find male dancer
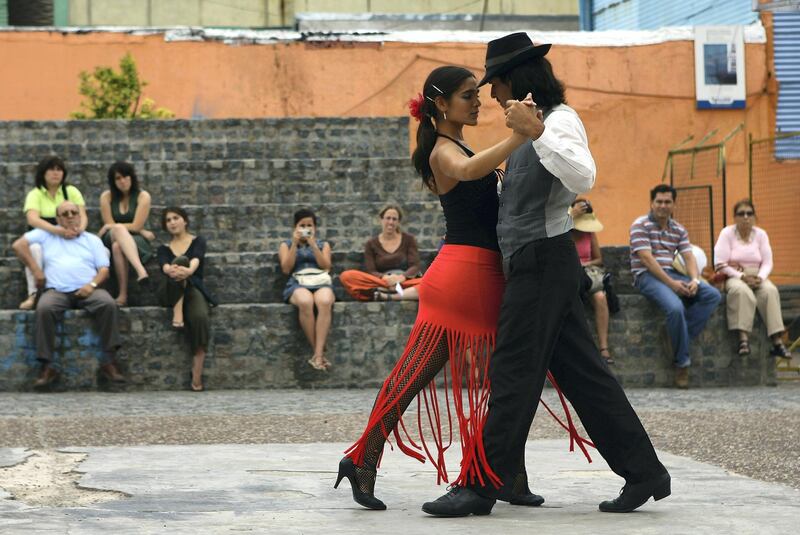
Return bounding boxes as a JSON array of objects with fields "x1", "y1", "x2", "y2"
[{"x1": 422, "y1": 32, "x2": 671, "y2": 516}]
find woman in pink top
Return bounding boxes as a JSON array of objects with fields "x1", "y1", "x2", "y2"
[
  {"x1": 570, "y1": 199, "x2": 613, "y2": 364},
  {"x1": 713, "y1": 199, "x2": 790, "y2": 358}
]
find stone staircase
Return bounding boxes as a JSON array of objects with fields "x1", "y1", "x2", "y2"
[{"x1": 0, "y1": 118, "x2": 780, "y2": 391}]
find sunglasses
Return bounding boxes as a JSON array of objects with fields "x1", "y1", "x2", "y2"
[
  {"x1": 58, "y1": 210, "x2": 79, "y2": 217},
  {"x1": 735, "y1": 210, "x2": 754, "y2": 217}
]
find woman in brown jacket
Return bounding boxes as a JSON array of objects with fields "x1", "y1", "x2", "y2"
[{"x1": 340, "y1": 204, "x2": 422, "y2": 301}]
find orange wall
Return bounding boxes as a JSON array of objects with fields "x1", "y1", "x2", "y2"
[{"x1": 0, "y1": 31, "x2": 776, "y2": 248}]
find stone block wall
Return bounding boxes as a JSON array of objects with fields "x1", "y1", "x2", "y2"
[
  {"x1": 0, "y1": 295, "x2": 775, "y2": 392},
  {"x1": 0, "y1": 117, "x2": 790, "y2": 392}
]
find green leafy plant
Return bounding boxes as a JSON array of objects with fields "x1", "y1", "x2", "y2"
[{"x1": 71, "y1": 53, "x2": 174, "y2": 119}]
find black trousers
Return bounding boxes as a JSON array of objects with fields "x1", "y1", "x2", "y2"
[{"x1": 472, "y1": 234, "x2": 665, "y2": 500}]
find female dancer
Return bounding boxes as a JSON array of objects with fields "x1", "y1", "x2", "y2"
[{"x1": 336, "y1": 66, "x2": 537, "y2": 510}]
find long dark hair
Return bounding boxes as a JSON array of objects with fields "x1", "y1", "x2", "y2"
[
  {"x1": 34, "y1": 156, "x2": 69, "y2": 197},
  {"x1": 107, "y1": 161, "x2": 140, "y2": 202},
  {"x1": 411, "y1": 66, "x2": 475, "y2": 192},
  {"x1": 501, "y1": 56, "x2": 566, "y2": 109}
]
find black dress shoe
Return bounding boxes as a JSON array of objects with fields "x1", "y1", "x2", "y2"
[
  {"x1": 599, "y1": 472, "x2": 671, "y2": 513},
  {"x1": 422, "y1": 486, "x2": 495, "y2": 517},
  {"x1": 508, "y1": 490, "x2": 545, "y2": 507}
]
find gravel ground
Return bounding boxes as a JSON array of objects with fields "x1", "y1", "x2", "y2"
[{"x1": 1, "y1": 385, "x2": 799, "y2": 489}]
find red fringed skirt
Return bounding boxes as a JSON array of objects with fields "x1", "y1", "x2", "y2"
[{"x1": 345, "y1": 244, "x2": 505, "y2": 487}]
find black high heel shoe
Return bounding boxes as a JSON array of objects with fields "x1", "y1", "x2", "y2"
[{"x1": 334, "y1": 457, "x2": 387, "y2": 510}]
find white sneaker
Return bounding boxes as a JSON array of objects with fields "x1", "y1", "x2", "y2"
[{"x1": 19, "y1": 294, "x2": 36, "y2": 310}]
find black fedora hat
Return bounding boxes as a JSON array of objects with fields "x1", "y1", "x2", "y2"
[{"x1": 478, "y1": 32, "x2": 551, "y2": 87}]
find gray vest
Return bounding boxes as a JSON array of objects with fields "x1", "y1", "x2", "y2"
[{"x1": 497, "y1": 104, "x2": 578, "y2": 260}]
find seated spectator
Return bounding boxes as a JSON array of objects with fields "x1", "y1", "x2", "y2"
[
  {"x1": 279, "y1": 208, "x2": 335, "y2": 371},
  {"x1": 156, "y1": 207, "x2": 217, "y2": 392},
  {"x1": 714, "y1": 199, "x2": 791, "y2": 358},
  {"x1": 19, "y1": 156, "x2": 88, "y2": 310},
  {"x1": 98, "y1": 161, "x2": 155, "y2": 306},
  {"x1": 340, "y1": 204, "x2": 423, "y2": 301},
  {"x1": 630, "y1": 184, "x2": 721, "y2": 389},
  {"x1": 569, "y1": 199, "x2": 613, "y2": 364},
  {"x1": 12, "y1": 201, "x2": 125, "y2": 389}
]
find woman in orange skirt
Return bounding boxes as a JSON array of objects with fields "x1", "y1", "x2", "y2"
[
  {"x1": 340, "y1": 204, "x2": 424, "y2": 301},
  {"x1": 335, "y1": 66, "x2": 546, "y2": 510}
]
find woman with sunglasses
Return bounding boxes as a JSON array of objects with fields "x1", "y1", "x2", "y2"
[{"x1": 714, "y1": 199, "x2": 791, "y2": 358}]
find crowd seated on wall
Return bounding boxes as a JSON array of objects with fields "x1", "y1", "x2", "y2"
[{"x1": 9, "y1": 156, "x2": 793, "y2": 392}]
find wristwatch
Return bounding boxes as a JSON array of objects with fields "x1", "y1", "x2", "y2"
[
  {"x1": 692, "y1": 278, "x2": 701, "y2": 285},
  {"x1": 89, "y1": 281, "x2": 98, "y2": 288}
]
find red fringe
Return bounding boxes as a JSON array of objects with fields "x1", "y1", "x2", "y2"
[{"x1": 343, "y1": 320, "x2": 594, "y2": 491}]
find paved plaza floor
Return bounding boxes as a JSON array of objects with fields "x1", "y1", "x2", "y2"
[{"x1": 1, "y1": 385, "x2": 799, "y2": 534}]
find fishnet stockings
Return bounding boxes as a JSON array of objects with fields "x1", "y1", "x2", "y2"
[
  {"x1": 354, "y1": 327, "x2": 450, "y2": 492},
  {"x1": 512, "y1": 454, "x2": 530, "y2": 496}
]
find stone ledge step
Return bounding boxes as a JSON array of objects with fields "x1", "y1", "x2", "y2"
[
  {"x1": 0, "y1": 296, "x2": 776, "y2": 392},
  {"x1": 0, "y1": 246, "x2": 650, "y2": 310},
  {"x1": 0, "y1": 201, "x2": 446, "y2": 256},
  {"x1": 0, "y1": 117, "x2": 407, "y2": 139},
  {"x1": 0, "y1": 157, "x2": 426, "y2": 208},
  {"x1": 0, "y1": 117, "x2": 409, "y2": 162},
  {"x1": 0, "y1": 249, "x2": 441, "y2": 309}
]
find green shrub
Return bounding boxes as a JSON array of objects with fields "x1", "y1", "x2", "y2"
[{"x1": 71, "y1": 53, "x2": 174, "y2": 119}]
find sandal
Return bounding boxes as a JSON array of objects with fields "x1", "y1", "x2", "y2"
[
  {"x1": 770, "y1": 342, "x2": 792, "y2": 359},
  {"x1": 171, "y1": 321, "x2": 185, "y2": 330},
  {"x1": 308, "y1": 358, "x2": 326, "y2": 371},
  {"x1": 373, "y1": 289, "x2": 393, "y2": 301},
  {"x1": 599, "y1": 347, "x2": 614, "y2": 365},
  {"x1": 738, "y1": 339, "x2": 751, "y2": 356},
  {"x1": 320, "y1": 356, "x2": 332, "y2": 369}
]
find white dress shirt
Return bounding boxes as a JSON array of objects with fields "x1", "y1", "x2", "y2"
[{"x1": 531, "y1": 104, "x2": 596, "y2": 194}]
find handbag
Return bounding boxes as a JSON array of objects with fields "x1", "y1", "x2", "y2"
[{"x1": 293, "y1": 267, "x2": 332, "y2": 288}]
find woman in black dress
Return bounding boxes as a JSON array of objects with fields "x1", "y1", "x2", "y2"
[{"x1": 157, "y1": 207, "x2": 218, "y2": 391}]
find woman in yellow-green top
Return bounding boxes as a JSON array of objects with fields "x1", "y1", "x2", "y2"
[{"x1": 19, "y1": 156, "x2": 88, "y2": 310}]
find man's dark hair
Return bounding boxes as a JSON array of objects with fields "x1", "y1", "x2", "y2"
[
  {"x1": 161, "y1": 206, "x2": 189, "y2": 231},
  {"x1": 501, "y1": 56, "x2": 566, "y2": 108},
  {"x1": 34, "y1": 156, "x2": 69, "y2": 190},
  {"x1": 293, "y1": 208, "x2": 317, "y2": 227},
  {"x1": 650, "y1": 184, "x2": 677, "y2": 201}
]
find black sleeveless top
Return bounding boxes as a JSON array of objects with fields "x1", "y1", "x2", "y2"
[{"x1": 436, "y1": 134, "x2": 500, "y2": 252}]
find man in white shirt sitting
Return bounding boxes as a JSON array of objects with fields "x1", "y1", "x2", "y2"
[{"x1": 12, "y1": 201, "x2": 126, "y2": 389}]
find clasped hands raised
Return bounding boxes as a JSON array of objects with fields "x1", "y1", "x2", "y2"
[
  {"x1": 165, "y1": 264, "x2": 192, "y2": 282},
  {"x1": 504, "y1": 93, "x2": 545, "y2": 140}
]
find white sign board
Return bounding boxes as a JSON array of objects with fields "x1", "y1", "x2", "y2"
[{"x1": 694, "y1": 26, "x2": 746, "y2": 109}]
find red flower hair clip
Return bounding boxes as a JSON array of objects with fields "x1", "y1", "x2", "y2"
[{"x1": 408, "y1": 93, "x2": 425, "y2": 122}]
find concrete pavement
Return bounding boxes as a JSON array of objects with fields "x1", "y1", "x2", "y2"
[{"x1": 1, "y1": 441, "x2": 797, "y2": 534}]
